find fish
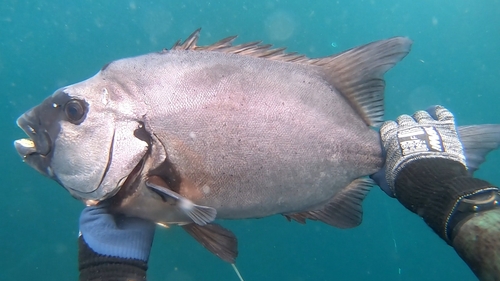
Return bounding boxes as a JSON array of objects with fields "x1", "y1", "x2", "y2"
[{"x1": 13, "y1": 29, "x2": 500, "y2": 263}]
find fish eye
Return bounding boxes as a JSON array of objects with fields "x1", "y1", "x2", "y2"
[{"x1": 64, "y1": 99, "x2": 87, "y2": 124}]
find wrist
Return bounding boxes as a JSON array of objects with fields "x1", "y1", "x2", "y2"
[
  {"x1": 78, "y1": 236, "x2": 148, "y2": 281},
  {"x1": 449, "y1": 190, "x2": 500, "y2": 241},
  {"x1": 393, "y1": 158, "x2": 494, "y2": 243}
]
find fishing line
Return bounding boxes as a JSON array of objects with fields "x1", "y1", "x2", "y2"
[
  {"x1": 383, "y1": 196, "x2": 402, "y2": 279},
  {"x1": 231, "y1": 263, "x2": 245, "y2": 281}
]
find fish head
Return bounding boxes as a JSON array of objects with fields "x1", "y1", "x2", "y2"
[{"x1": 14, "y1": 74, "x2": 149, "y2": 203}]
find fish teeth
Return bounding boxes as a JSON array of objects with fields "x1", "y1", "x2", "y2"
[{"x1": 14, "y1": 138, "x2": 37, "y2": 157}]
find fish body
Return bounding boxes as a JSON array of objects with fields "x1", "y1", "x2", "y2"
[
  {"x1": 112, "y1": 49, "x2": 382, "y2": 219},
  {"x1": 15, "y1": 30, "x2": 413, "y2": 262}
]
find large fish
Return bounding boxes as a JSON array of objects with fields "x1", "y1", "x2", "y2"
[{"x1": 13, "y1": 30, "x2": 500, "y2": 263}]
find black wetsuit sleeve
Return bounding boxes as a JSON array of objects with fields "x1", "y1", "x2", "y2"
[
  {"x1": 78, "y1": 236, "x2": 148, "y2": 281},
  {"x1": 393, "y1": 158, "x2": 494, "y2": 242}
]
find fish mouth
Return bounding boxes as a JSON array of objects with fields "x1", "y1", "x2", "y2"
[{"x1": 14, "y1": 113, "x2": 52, "y2": 159}]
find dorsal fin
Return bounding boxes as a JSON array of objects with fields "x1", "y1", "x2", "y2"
[
  {"x1": 315, "y1": 38, "x2": 412, "y2": 127},
  {"x1": 171, "y1": 28, "x2": 202, "y2": 50},
  {"x1": 167, "y1": 29, "x2": 412, "y2": 126},
  {"x1": 166, "y1": 28, "x2": 311, "y2": 63}
]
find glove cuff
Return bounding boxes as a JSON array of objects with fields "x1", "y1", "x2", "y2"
[
  {"x1": 394, "y1": 158, "x2": 493, "y2": 243},
  {"x1": 78, "y1": 236, "x2": 148, "y2": 281},
  {"x1": 388, "y1": 153, "x2": 465, "y2": 193}
]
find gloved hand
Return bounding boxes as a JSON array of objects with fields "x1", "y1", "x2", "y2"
[
  {"x1": 380, "y1": 105, "x2": 466, "y2": 195},
  {"x1": 377, "y1": 105, "x2": 500, "y2": 280},
  {"x1": 78, "y1": 204, "x2": 155, "y2": 281},
  {"x1": 378, "y1": 105, "x2": 496, "y2": 244},
  {"x1": 79, "y1": 204, "x2": 155, "y2": 261}
]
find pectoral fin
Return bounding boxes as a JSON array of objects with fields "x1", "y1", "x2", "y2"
[
  {"x1": 146, "y1": 181, "x2": 217, "y2": 225},
  {"x1": 182, "y1": 223, "x2": 238, "y2": 263},
  {"x1": 284, "y1": 178, "x2": 374, "y2": 228}
]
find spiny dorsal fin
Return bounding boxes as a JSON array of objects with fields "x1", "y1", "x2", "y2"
[
  {"x1": 167, "y1": 28, "x2": 311, "y2": 63},
  {"x1": 203, "y1": 35, "x2": 239, "y2": 51},
  {"x1": 170, "y1": 28, "x2": 238, "y2": 51},
  {"x1": 172, "y1": 28, "x2": 202, "y2": 50}
]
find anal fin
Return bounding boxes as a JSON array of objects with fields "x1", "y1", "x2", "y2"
[
  {"x1": 146, "y1": 180, "x2": 217, "y2": 226},
  {"x1": 182, "y1": 223, "x2": 238, "y2": 263},
  {"x1": 284, "y1": 178, "x2": 374, "y2": 228}
]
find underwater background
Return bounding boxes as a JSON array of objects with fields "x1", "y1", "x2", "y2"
[{"x1": 1, "y1": 0, "x2": 500, "y2": 280}]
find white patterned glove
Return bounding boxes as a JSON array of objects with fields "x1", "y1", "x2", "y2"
[{"x1": 381, "y1": 105, "x2": 466, "y2": 196}]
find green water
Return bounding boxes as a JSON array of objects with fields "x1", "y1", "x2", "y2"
[{"x1": 1, "y1": 1, "x2": 499, "y2": 280}]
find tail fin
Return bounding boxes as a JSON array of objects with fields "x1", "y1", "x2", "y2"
[{"x1": 458, "y1": 125, "x2": 500, "y2": 174}]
